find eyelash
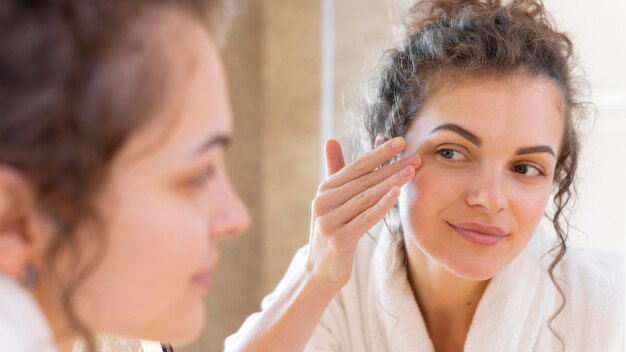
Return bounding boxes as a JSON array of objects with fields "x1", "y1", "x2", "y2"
[{"x1": 436, "y1": 148, "x2": 545, "y2": 178}]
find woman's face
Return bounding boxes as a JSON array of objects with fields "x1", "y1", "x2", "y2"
[
  {"x1": 399, "y1": 74, "x2": 563, "y2": 281},
  {"x1": 66, "y1": 14, "x2": 250, "y2": 342}
]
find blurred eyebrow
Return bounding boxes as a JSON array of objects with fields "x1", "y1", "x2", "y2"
[
  {"x1": 190, "y1": 134, "x2": 231, "y2": 156},
  {"x1": 430, "y1": 123, "x2": 482, "y2": 147},
  {"x1": 515, "y1": 145, "x2": 556, "y2": 157}
]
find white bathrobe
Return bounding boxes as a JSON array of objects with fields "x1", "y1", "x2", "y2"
[
  {"x1": 0, "y1": 274, "x2": 56, "y2": 352},
  {"x1": 226, "y1": 225, "x2": 624, "y2": 351}
]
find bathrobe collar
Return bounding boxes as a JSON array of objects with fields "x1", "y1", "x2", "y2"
[
  {"x1": 369, "y1": 225, "x2": 557, "y2": 351},
  {"x1": 0, "y1": 273, "x2": 56, "y2": 352}
]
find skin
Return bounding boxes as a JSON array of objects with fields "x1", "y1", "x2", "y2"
[
  {"x1": 399, "y1": 74, "x2": 564, "y2": 351},
  {"x1": 0, "y1": 10, "x2": 249, "y2": 350}
]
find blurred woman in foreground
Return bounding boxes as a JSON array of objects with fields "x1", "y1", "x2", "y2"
[{"x1": 0, "y1": 1, "x2": 249, "y2": 351}]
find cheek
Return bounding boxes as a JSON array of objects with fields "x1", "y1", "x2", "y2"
[
  {"x1": 112, "y1": 194, "x2": 208, "y2": 279},
  {"x1": 400, "y1": 164, "x2": 467, "y2": 232},
  {"x1": 77, "y1": 187, "x2": 211, "y2": 334},
  {"x1": 509, "y1": 185, "x2": 552, "y2": 235}
]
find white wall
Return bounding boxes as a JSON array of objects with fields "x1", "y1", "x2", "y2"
[{"x1": 543, "y1": 0, "x2": 626, "y2": 249}]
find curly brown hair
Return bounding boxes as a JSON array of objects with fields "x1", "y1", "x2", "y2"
[
  {"x1": 364, "y1": 0, "x2": 586, "y2": 347},
  {"x1": 0, "y1": 0, "x2": 220, "y2": 350}
]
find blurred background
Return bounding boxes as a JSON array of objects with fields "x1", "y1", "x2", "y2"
[{"x1": 121, "y1": 0, "x2": 624, "y2": 351}]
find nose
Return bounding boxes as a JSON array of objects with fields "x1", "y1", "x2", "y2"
[
  {"x1": 465, "y1": 170, "x2": 508, "y2": 214},
  {"x1": 212, "y1": 176, "x2": 251, "y2": 240}
]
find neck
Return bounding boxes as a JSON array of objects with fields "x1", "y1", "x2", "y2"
[
  {"x1": 31, "y1": 280, "x2": 79, "y2": 352},
  {"x1": 404, "y1": 241, "x2": 489, "y2": 351}
]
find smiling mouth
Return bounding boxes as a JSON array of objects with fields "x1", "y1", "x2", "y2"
[{"x1": 447, "y1": 221, "x2": 509, "y2": 246}]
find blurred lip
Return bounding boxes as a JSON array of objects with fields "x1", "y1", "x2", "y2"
[
  {"x1": 192, "y1": 256, "x2": 219, "y2": 289},
  {"x1": 448, "y1": 221, "x2": 509, "y2": 246},
  {"x1": 191, "y1": 268, "x2": 215, "y2": 289}
]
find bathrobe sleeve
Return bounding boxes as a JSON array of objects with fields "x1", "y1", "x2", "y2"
[{"x1": 224, "y1": 246, "x2": 347, "y2": 352}]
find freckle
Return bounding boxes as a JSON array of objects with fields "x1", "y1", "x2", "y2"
[{"x1": 466, "y1": 302, "x2": 472, "y2": 307}]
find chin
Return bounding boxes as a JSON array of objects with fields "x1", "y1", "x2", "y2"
[
  {"x1": 444, "y1": 255, "x2": 501, "y2": 281},
  {"x1": 155, "y1": 300, "x2": 207, "y2": 345}
]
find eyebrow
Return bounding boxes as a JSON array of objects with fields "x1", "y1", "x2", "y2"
[
  {"x1": 515, "y1": 145, "x2": 556, "y2": 157},
  {"x1": 430, "y1": 123, "x2": 482, "y2": 147},
  {"x1": 190, "y1": 134, "x2": 231, "y2": 157},
  {"x1": 430, "y1": 123, "x2": 556, "y2": 157}
]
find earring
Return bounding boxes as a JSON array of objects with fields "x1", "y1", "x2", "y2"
[{"x1": 24, "y1": 265, "x2": 38, "y2": 288}]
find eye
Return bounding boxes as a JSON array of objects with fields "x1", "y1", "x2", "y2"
[
  {"x1": 513, "y1": 163, "x2": 543, "y2": 178},
  {"x1": 436, "y1": 148, "x2": 467, "y2": 161},
  {"x1": 189, "y1": 165, "x2": 216, "y2": 188}
]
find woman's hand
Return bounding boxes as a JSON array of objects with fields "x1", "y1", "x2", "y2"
[
  {"x1": 225, "y1": 138, "x2": 420, "y2": 352},
  {"x1": 305, "y1": 137, "x2": 421, "y2": 290}
]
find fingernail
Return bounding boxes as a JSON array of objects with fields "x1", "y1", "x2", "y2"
[
  {"x1": 390, "y1": 137, "x2": 405, "y2": 150},
  {"x1": 387, "y1": 186, "x2": 400, "y2": 199},
  {"x1": 398, "y1": 165, "x2": 413, "y2": 178},
  {"x1": 407, "y1": 154, "x2": 421, "y2": 166}
]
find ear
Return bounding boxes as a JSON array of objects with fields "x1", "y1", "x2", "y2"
[
  {"x1": 374, "y1": 133, "x2": 386, "y2": 148},
  {"x1": 0, "y1": 166, "x2": 36, "y2": 281}
]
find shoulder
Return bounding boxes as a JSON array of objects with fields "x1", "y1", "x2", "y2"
[
  {"x1": 560, "y1": 247, "x2": 624, "y2": 295},
  {"x1": 558, "y1": 247, "x2": 624, "y2": 326},
  {"x1": 0, "y1": 275, "x2": 56, "y2": 352},
  {"x1": 553, "y1": 247, "x2": 624, "y2": 347}
]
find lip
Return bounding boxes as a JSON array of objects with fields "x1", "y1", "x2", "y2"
[
  {"x1": 191, "y1": 255, "x2": 219, "y2": 290},
  {"x1": 448, "y1": 221, "x2": 509, "y2": 246},
  {"x1": 191, "y1": 268, "x2": 215, "y2": 289}
]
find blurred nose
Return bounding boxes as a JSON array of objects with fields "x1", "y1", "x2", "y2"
[
  {"x1": 465, "y1": 169, "x2": 508, "y2": 214},
  {"x1": 212, "y1": 176, "x2": 251, "y2": 240}
]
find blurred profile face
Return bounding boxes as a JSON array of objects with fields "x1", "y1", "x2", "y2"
[
  {"x1": 66, "y1": 11, "x2": 250, "y2": 342},
  {"x1": 399, "y1": 74, "x2": 563, "y2": 281}
]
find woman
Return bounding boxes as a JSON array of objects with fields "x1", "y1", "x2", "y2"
[
  {"x1": 0, "y1": 0, "x2": 249, "y2": 351},
  {"x1": 226, "y1": 0, "x2": 624, "y2": 351}
]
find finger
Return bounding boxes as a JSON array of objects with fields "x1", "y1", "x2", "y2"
[
  {"x1": 342, "y1": 186, "x2": 401, "y2": 243},
  {"x1": 323, "y1": 137, "x2": 406, "y2": 190},
  {"x1": 324, "y1": 164, "x2": 415, "y2": 227},
  {"x1": 325, "y1": 139, "x2": 345, "y2": 177},
  {"x1": 320, "y1": 153, "x2": 420, "y2": 211}
]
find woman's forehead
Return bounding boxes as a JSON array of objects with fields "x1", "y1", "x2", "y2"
[
  {"x1": 430, "y1": 73, "x2": 564, "y2": 107},
  {"x1": 407, "y1": 75, "x2": 565, "y2": 148},
  {"x1": 111, "y1": 14, "x2": 231, "y2": 167}
]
